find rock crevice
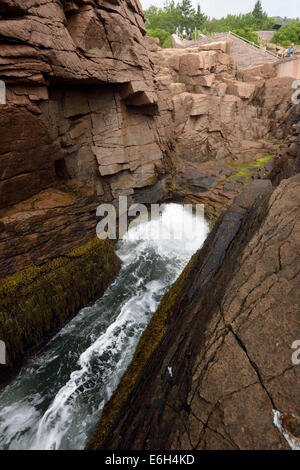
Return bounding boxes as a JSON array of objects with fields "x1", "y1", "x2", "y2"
[{"x1": 88, "y1": 173, "x2": 300, "y2": 450}]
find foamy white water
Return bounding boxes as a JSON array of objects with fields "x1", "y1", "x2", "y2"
[{"x1": 0, "y1": 204, "x2": 209, "y2": 450}]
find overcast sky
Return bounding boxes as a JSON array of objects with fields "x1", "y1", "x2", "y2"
[{"x1": 140, "y1": 0, "x2": 300, "y2": 19}]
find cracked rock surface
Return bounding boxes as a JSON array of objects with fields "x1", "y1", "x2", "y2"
[
  {"x1": 0, "y1": 0, "x2": 172, "y2": 276},
  {"x1": 95, "y1": 174, "x2": 300, "y2": 450},
  {"x1": 0, "y1": 1, "x2": 295, "y2": 276}
]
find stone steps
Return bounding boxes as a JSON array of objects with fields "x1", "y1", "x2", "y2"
[{"x1": 179, "y1": 33, "x2": 279, "y2": 70}]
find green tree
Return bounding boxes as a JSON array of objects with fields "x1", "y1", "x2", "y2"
[
  {"x1": 146, "y1": 28, "x2": 170, "y2": 46},
  {"x1": 144, "y1": 0, "x2": 280, "y2": 43},
  {"x1": 179, "y1": 0, "x2": 194, "y2": 22},
  {"x1": 233, "y1": 28, "x2": 260, "y2": 45},
  {"x1": 252, "y1": 1, "x2": 263, "y2": 21},
  {"x1": 251, "y1": 1, "x2": 272, "y2": 29},
  {"x1": 271, "y1": 20, "x2": 300, "y2": 46},
  {"x1": 193, "y1": 3, "x2": 207, "y2": 28},
  {"x1": 145, "y1": 1, "x2": 182, "y2": 32},
  {"x1": 162, "y1": 35, "x2": 172, "y2": 47}
]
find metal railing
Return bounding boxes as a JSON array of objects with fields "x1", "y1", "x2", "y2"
[
  {"x1": 174, "y1": 31, "x2": 282, "y2": 59},
  {"x1": 227, "y1": 31, "x2": 281, "y2": 59}
]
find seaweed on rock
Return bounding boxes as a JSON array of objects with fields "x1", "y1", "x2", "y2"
[{"x1": 0, "y1": 238, "x2": 120, "y2": 375}]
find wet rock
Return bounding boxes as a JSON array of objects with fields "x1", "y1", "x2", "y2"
[
  {"x1": 0, "y1": 2, "x2": 299, "y2": 401},
  {"x1": 88, "y1": 173, "x2": 300, "y2": 450}
]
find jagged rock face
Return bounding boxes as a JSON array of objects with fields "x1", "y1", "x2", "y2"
[
  {"x1": 147, "y1": 39, "x2": 294, "y2": 218},
  {"x1": 92, "y1": 174, "x2": 300, "y2": 450},
  {"x1": 0, "y1": 2, "x2": 299, "y2": 445},
  {"x1": 0, "y1": 0, "x2": 171, "y2": 206},
  {"x1": 0, "y1": 2, "x2": 295, "y2": 277},
  {"x1": 0, "y1": 0, "x2": 149, "y2": 83},
  {"x1": 150, "y1": 40, "x2": 292, "y2": 164},
  {"x1": 270, "y1": 105, "x2": 300, "y2": 185},
  {"x1": 0, "y1": 0, "x2": 173, "y2": 276}
]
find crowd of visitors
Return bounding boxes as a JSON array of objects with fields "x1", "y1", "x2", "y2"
[{"x1": 176, "y1": 27, "x2": 193, "y2": 41}]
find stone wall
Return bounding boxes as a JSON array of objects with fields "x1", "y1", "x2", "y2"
[
  {"x1": 172, "y1": 33, "x2": 279, "y2": 69},
  {"x1": 276, "y1": 58, "x2": 300, "y2": 79},
  {"x1": 255, "y1": 30, "x2": 276, "y2": 43}
]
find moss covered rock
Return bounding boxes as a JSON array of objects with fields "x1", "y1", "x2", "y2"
[{"x1": 0, "y1": 237, "x2": 120, "y2": 378}]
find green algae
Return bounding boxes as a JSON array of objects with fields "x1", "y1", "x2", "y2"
[
  {"x1": 0, "y1": 238, "x2": 120, "y2": 369},
  {"x1": 255, "y1": 155, "x2": 276, "y2": 165},
  {"x1": 268, "y1": 140, "x2": 280, "y2": 147},
  {"x1": 227, "y1": 155, "x2": 276, "y2": 185}
]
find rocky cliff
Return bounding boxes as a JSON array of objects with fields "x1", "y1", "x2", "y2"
[
  {"x1": 0, "y1": 3, "x2": 295, "y2": 276},
  {"x1": 0, "y1": 0, "x2": 172, "y2": 376},
  {"x1": 146, "y1": 38, "x2": 294, "y2": 218},
  {"x1": 0, "y1": 0, "x2": 174, "y2": 277},
  {"x1": 0, "y1": 0, "x2": 173, "y2": 374},
  {"x1": 88, "y1": 152, "x2": 300, "y2": 450}
]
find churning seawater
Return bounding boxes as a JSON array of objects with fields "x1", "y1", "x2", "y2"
[{"x1": 0, "y1": 204, "x2": 209, "y2": 450}]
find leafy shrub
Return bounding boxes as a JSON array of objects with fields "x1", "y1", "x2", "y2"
[
  {"x1": 146, "y1": 28, "x2": 170, "y2": 47},
  {"x1": 162, "y1": 35, "x2": 172, "y2": 48},
  {"x1": 272, "y1": 21, "x2": 300, "y2": 46},
  {"x1": 233, "y1": 28, "x2": 260, "y2": 46}
]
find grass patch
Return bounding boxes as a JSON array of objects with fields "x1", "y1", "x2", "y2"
[
  {"x1": 227, "y1": 155, "x2": 275, "y2": 184},
  {"x1": 255, "y1": 155, "x2": 276, "y2": 165},
  {"x1": 268, "y1": 140, "x2": 280, "y2": 147}
]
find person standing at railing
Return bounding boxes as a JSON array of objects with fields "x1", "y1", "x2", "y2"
[{"x1": 286, "y1": 43, "x2": 295, "y2": 58}]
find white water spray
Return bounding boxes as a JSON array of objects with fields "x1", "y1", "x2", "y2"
[{"x1": 0, "y1": 204, "x2": 209, "y2": 450}]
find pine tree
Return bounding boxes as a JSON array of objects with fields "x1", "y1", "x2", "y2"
[
  {"x1": 252, "y1": 1, "x2": 264, "y2": 21},
  {"x1": 194, "y1": 3, "x2": 207, "y2": 27},
  {"x1": 179, "y1": 0, "x2": 194, "y2": 22}
]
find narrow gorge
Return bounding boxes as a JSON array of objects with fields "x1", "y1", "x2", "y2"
[{"x1": 0, "y1": 0, "x2": 299, "y2": 451}]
